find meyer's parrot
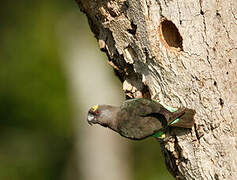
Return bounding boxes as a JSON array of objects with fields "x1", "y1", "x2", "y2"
[{"x1": 87, "y1": 98, "x2": 195, "y2": 140}]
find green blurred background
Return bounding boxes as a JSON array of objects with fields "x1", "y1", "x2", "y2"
[{"x1": 0, "y1": 0, "x2": 173, "y2": 179}]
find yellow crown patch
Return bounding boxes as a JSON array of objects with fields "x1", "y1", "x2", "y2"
[{"x1": 92, "y1": 105, "x2": 98, "y2": 112}]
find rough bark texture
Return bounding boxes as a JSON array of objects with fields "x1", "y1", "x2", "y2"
[{"x1": 75, "y1": 0, "x2": 237, "y2": 179}]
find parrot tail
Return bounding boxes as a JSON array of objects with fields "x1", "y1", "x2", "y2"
[{"x1": 169, "y1": 108, "x2": 196, "y2": 128}]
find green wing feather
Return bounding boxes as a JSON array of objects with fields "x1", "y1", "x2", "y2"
[{"x1": 152, "y1": 103, "x2": 179, "y2": 138}]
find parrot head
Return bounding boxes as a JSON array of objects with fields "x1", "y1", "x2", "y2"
[
  {"x1": 87, "y1": 105, "x2": 101, "y2": 125},
  {"x1": 87, "y1": 104, "x2": 119, "y2": 130}
]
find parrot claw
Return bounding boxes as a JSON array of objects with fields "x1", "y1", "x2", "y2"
[{"x1": 154, "y1": 131, "x2": 173, "y2": 143}]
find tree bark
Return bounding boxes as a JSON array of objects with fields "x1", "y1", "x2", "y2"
[{"x1": 75, "y1": 0, "x2": 237, "y2": 179}]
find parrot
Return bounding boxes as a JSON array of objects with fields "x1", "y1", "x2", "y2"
[{"x1": 87, "y1": 98, "x2": 195, "y2": 140}]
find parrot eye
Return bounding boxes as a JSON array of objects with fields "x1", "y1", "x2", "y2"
[{"x1": 95, "y1": 110, "x2": 100, "y2": 115}]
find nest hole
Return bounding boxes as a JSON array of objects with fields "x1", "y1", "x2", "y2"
[{"x1": 160, "y1": 19, "x2": 183, "y2": 50}]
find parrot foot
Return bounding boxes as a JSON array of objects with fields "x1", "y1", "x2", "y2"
[{"x1": 154, "y1": 131, "x2": 173, "y2": 143}]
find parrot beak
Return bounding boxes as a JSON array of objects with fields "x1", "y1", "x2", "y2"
[{"x1": 87, "y1": 112, "x2": 96, "y2": 125}]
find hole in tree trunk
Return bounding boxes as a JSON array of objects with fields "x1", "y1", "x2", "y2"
[{"x1": 159, "y1": 19, "x2": 183, "y2": 51}]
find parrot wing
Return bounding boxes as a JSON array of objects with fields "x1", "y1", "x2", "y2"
[
  {"x1": 117, "y1": 98, "x2": 194, "y2": 140},
  {"x1": 117, "y1": 110, "x2": 165, "y2": 140},
  {"x1": 120, "y1": 98, "x2": 163, "y2": 116}
]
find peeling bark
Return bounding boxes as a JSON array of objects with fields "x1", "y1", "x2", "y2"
[{"x1": 75, "y1": 0, "x2": 237, "y2": 179}]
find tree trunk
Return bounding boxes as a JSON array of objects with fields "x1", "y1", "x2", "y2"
[{"x1": 75, "y1": 0, "x2": 237, "y2": 179}]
